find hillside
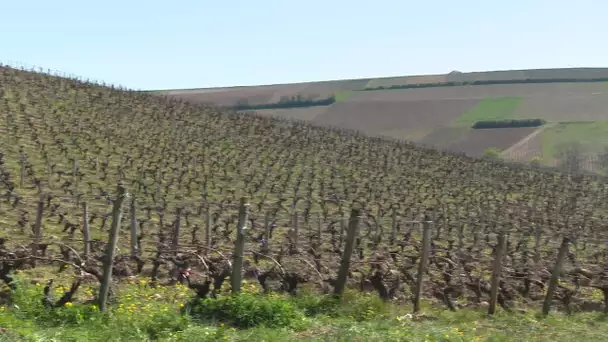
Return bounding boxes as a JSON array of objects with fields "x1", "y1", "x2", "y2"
[
  {"x1": 155, "y1": 67, "x2": 608, "y2": 172},
  {"x1": 3, "y1": 65, "x2": 608, "y2": 339}
]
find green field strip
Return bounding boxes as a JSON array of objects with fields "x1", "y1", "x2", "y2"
[
  {"x1": 454, "y1": 97, "x2": 523, "y2": 126},
  {"x1": 541, "y1": 121, "x2": 608, "y2": 158},
  {"x1": 418, "y1": 126, "x2": 471, "y2": 148},
  {"x1": 334, "y1": 90, "x2": 355, "y2": 102}
]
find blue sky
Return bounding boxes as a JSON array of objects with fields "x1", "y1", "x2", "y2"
[{"x1": 1, "y1": 0, "x2": 606, "y2": 90}]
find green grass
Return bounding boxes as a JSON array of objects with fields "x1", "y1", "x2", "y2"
[
  {"x1": 541, "y1": 121, "x2": 608, "y2": 158},
  {"x1": 454, "y1": 97, "x2": 523, "y2": 126},
  {"x1": 419, "y1": 126, "x2": 471, "y2": 148},
  {"x1": 334, "y1": 91, "x2": 355, "y2": 102},
  {"x1": 2, "y1": 273, "x2": 608, "y2": 341}
]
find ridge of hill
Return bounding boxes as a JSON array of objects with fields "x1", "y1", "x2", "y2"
[
  {"x1": 153, "y1": 67, "x2": 608, "y2": 172},
  {"x1": 150, "y1": 67, "x2": 608, "y2": 93}
]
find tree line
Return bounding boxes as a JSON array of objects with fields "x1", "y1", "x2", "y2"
[
  {"x1": 472, "y1": 119, "x2": 546, "y2": 129},
  {"x1": 231, "y1": 94, "x2": 336, "y2": 110}
]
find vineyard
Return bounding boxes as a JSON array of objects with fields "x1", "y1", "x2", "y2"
[{"x1": 2, "y1": 63, "x2": 608, "y2": 329}]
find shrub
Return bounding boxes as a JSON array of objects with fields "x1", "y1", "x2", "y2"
[
  {"x1": 292, "y1": 291, "x2": 392, "y2": 321},
  {"x1": 186, "y1": 293, "x2": 304, "y2": 329},
  {"x1": 336, "y1": 292, "x2": 392, "y2": 321},
  {"x1": 291, "y1": 293, "x2": 340, "y2": 317},
  {"x1": 483, "y1": 148, "x2": 502, "y2": 159}
]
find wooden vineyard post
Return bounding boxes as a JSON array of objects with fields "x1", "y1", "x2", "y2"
[
  {"x1": 130, "y1": 198, "x2": 138, "y2": 257},
  {"x1": 264, "y1": 212, "x2": 270, "y2": 242},
  {"x1": 72, "y1": 158, "x2": 79, "y2": 208},
  {"x1": 339, "y1": 213, "x2": 345, "y2": 248},
  {"x1": 334, "y1": 207, "x2": 360, "y2": 296},
  {"x1": 205, "y1": 205, "x2": 211, "y2": 254},
  {"x1": 172, "y1": 207, "x2": 182, "y2": 256},
  {"x1": 99, "y1": 184, "x2": 126, "y2": 312},
  {"x1": 31, "y1": 194, "x2": 44, "y2": 266},
  {"x1": 317, "y1": 212, "x2": 322, "y2": 243},
  {"x1": 413, "y1": 215, "x2": 432, "y2": 313},
  {"x1": 82, "y1": 201, "x2": 91, "y2": 258},
  {"x1": 488, "y1": 233, "x2": 506, "y2": 314},
  {"x1": 231, "y1": 197, "x2": 249, "y2": 294},
  {"x1": 72, "y1": 158, "x2": 78, "y2": 180},
  {"x1": 533, "y1": 228, "x2": 541, "y2": 265},
  {"x1": 542, "y1": 237, "x2": 570, "y2": 315},
  {"x1": 19, "y1": 148, "x2": 25, "y2": 189},
  {"x1": 293, "y1": 212, "x2": 299, "y2": 249},
  {"x1": 391, "y1": 205, "x2": 397, "y2": 244}
]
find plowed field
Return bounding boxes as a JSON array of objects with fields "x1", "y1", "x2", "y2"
[
  {"x1": 312, "y1": 99, "x2": 479, "y2": 133},
  {"x1": 155, "y1": 68, "x2": 608, "y2": 164}
]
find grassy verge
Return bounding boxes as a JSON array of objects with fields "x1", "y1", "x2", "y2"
[
  {"x1": 541, "y1": 121, "x2": 608, "y2": 158},
  {"x1": 454, "y1": 97, "x2": 522, "y2": 126},
  {"x1": 1, "y1": 274, "x2": 608, "y2": 341}
]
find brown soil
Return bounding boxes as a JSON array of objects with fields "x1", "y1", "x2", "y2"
[
  {"x1": 252, "y1": 107, "x2": 330, "y2": 121},
  {"x1": 312, "y1": 99, "x2": 480, "y2": 133},
  {"x1": 365, "y1": 74, "x2": 448, "y2": 88},
  {"x1": 514, "y1": 93, "x2": 608, "y2": 121},
  {"x1": 167, "y1": 88, "x2": 276, "y2": 106},
  {"x1": 502, "y1": 128, "x2": 546, "y2": 162},
  {"x1": 157, "y1": 69, "x2": 608, "y2": 159},
  {"x1": 445, "y1": 127, "x2": 537, "y2": 157},
  {"x1": 446, "y1": 68, "x2": 608, "y2": 83},
  {"x1": 348, "y1": 83, "x2": 606, "y2": 102}
]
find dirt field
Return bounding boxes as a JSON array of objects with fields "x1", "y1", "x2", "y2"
[
  {"x1": 514, "y1": 93, "x2": 608, "y2": 121},
  {"x1": 164, "y1": 79, "x2": 370, "y2": 106},
  {"x1": 446, "y1": 68, "x2": 608, "y2": 83},
  {"x1": 346, "y1": 82, "x2": 606, "y2": 102},
  {"x1": 155, "y1": 68, "x2": 608, "y2": 164},
  {"x1": 251, "y1": 107, "x2": 330, "y2": 121},
  {"x1": 502, "y1": 132, "x2": 543, "y2": 162},
  {"x1": 364, "y1": 74, "x2": 447, "y2": 88},
  {"x1": 312, "y1": 99, "x2": 479, "y2": 133},
  {"x1": 299, "y1": 78, "x2": 370, "y2": 95},
  {"x1": 445, "y1": 127, "x2": 537, "y2": 157},
  {"x1": 167, "y1": 87, "x2": 277, "y2": 106}
]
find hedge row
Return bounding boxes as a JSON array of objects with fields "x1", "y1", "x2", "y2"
[
  {"x1": 472, "y1": 119, "x2": 546, "y2": 129},
  {"x1": 362, "y1": 77, "x2": 608, "y2": 91},
  {"x1": 231, "y1": 94, "x2": 336, "y2": 110}
]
